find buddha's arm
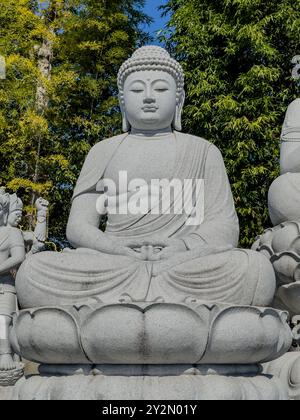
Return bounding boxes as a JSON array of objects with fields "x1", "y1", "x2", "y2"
[
  {"x1": 280, "y1": 141, "x2": 300, "y2": 174},
  {"x1": 67, "y1": 192, "x2": 136, "y2": 256},
  {"x1": 182, "y1": 144, "x2": 239, "y2": 251},
  {"x1": 67, "y1": 192, "x2": 111, "y2": 251}
]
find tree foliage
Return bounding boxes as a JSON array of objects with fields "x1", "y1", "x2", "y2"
[
  {"x1": 163, "y1": 0, "x2": 300, "y2": 246},
  {"x1": 0, "y1": 0, "x2": 150, "y2": 244}
]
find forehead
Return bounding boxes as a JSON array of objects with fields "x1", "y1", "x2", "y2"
[{"x1": 124, "y1": 70, "x2": 176, "y2": 86}]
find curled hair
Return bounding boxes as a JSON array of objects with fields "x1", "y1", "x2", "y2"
[{"x1": 118, "y1": 46, "x2": 185, "y2": 105}]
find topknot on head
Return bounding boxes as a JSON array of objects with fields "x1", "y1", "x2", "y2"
[{"x1": 131, "y1": 46, "x2": 171, "y2": 60}]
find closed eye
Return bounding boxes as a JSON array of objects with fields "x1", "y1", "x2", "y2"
[{"x1": 155, "y1": 88, "x2": 169, "y2": 92}]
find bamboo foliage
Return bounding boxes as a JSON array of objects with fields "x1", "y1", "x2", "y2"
[
  {"x1": 0, "y1": 0, "x2": 150, "y2": 244},
  {"x1": 163, "y1": 0, "x2": 300, "y2": 246}
]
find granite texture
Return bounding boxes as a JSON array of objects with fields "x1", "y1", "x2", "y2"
[
  {"x1": 10, "y1": 302, "x2": 292, "y2": 365},
  {"x1": 0, "y1": 370, "x2": 289, "y2": 401},
  {"x1": 2, "y1": 46, "x2": 295, "y2": 400}
]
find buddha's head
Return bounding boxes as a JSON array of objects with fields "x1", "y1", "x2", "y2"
[
  {"x1": 8, "y1": 193, "x2": 23, "y2": 227},
  {"x1": 0, "y1": 188, "x2": 10, "y2": 227},
  {"x1": 118, "y1": 46, "x2": 185, "y2": 133}
]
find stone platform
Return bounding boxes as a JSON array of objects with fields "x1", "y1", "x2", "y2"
[
  {"x1": 0, "y1": 301, "x2": 294, "y2": 400},
  {"x1": 10, "y1": 302, "x2": 292, "y2": 365},
  {"x1": 0, "y1": 364, "x2": 289, "y2": 400}
]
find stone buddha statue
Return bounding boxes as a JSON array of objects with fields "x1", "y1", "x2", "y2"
[
  {"x1": 16, "y1": 46, "x2": 276, "y2": 309},
  {"x1": 2, "y1": 46, "x2": 296, "y2": 401}
]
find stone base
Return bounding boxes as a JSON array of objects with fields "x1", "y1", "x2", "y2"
[
  {"x1": 0, "y1": 365, "x2": 288, "y2": 400},
  {"x1": 10, "y1": 302, "x2": 292, "y2": 365},
  {"x1": 263, "y1": 352, "x2": 300, "y2": 400}
]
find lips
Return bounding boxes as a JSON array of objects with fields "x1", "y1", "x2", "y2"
[{"x1": 142, "y1": 106, "x2": 159, "y2": 112}]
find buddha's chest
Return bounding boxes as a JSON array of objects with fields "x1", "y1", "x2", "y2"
[{"x1": 103, "y1": 136, "x2": 177, "y2": 191}]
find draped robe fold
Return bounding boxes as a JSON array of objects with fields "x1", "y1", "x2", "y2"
[{"x1": 16, "y1": 132, "x2": 275, "y2": 308}]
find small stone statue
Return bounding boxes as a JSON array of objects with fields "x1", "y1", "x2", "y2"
[
  {"x1": 249, "y1": 60, "x2": 300, "y2": 398},
  {"x1": 21, "y1": 198, "x2": 49, "y2": 255},
  {"x1": 0, "y1": 191, "x2": 48, "y2": 385},
  {"x1": 254, "y1": 93, "x2": 300, "y2": 314},
  {"x1": 7, "y1": 195, "x2": 49, "y2": 255},
  {"x1": 0, "y1": 190, "x2": 25, "y2": 375}
]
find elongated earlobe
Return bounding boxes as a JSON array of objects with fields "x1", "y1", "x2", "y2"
[
  {"x1": 122, "y1": 113, "x2": 131, "y2": 133},
  {"x1": 119, "y1": 97, "x2": 131, "y2": 133},
  {"x1": 173, "y1": 91, "x2": 185, "y2": 132}
]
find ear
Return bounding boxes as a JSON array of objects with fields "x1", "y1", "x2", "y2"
[
  {"x1": 173, "y1": 90, "x2": 185, "y2": 132},
  {"x1": 119, "y1": 95, "x2": 131, "y2": 133}
]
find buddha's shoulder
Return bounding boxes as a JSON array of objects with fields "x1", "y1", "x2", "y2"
[
  {"x1": 82, "y1": 134, "x2": 126, "y2": 165},
  {"x1": 88, "y1": 133, "x2": 126, "y2": 154},
  {"x1": 178, "y1": 132, "x2": 215, "y2": 148},
  {"x1": 87, "y1": 132, "x2": 220, "y2": 156},
  {"x1": 179, "y1": 132, "x2": 224, "y2": 159}
]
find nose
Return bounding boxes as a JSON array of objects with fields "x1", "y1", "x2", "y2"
[{"x1": 144, "y1": 85, "x2": 155, "y2": 104}]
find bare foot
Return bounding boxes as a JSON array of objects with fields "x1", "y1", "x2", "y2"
[{"x1": 0, "y1": 354, "x2": 16, "y2": 371}]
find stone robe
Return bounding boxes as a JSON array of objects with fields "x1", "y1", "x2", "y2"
[{"x1": 16, "y1": 132, "x2": 275, "y2": 308}]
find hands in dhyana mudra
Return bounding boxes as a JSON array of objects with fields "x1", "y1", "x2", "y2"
[{"x1": 115, "y1": 237, "x2": 187, "y2": 261}]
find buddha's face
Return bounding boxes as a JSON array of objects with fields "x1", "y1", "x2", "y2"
[
  {"x1": 8, "y1": 210, "x2": 22, "y2": 227},
  {"x1": 123, "y1": 71, "x2": 178, "y2": 131}
]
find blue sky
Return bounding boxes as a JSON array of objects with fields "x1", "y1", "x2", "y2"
[
  {"x1": 39, "y1": 1, "x2": 169, "y2": 45},
  {"x1": 142, "y1": 0, "x2": 169, "y2": 44}
]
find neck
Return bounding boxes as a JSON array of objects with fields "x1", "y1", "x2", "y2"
[{"x1": 130, "y1": 126, "x2": 173, "y2": 138}]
